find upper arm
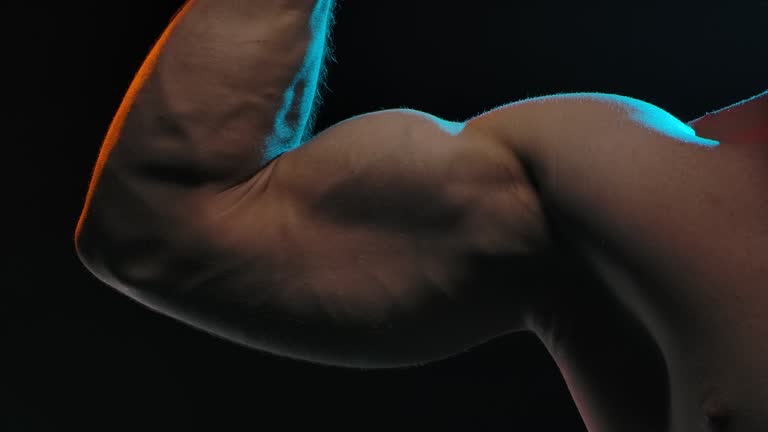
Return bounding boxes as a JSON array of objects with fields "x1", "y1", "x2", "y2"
[{"x1": 79, "y1": 109, "x2": 553, "y2": 368}]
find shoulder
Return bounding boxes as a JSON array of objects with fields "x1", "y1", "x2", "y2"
[
  {"x1": 464, "y1": 93, "x2": 722, "y2": 198},
  {"x1": 466, "y1": 92, "x2": 718, "y2": 156}
]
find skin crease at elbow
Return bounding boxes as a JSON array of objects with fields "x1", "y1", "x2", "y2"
[{"x1": 71, "y1": 2, "x2": 768, "y2": 432}]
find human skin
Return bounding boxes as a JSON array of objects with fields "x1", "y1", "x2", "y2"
[
  {"x1": 73, "y1": 1, "x2": 768, "y2": 431},
  {"x1": 469, "y1": 90, "x2": 767, "y2": 432}
]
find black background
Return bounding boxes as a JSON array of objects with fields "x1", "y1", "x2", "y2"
[{"x1": 6, "y1": 1, "x2": 767, "y2": 431}]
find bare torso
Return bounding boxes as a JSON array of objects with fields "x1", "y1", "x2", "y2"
[
  {"x1": 494, "y1": 93, "x2": 768, "y2": 431},
  {"x1": 78, "y1": 92, "x2": 766, "y2": 432},
  {"x1": 72, "y1": 2, "x2": 766, "y2": 430}
]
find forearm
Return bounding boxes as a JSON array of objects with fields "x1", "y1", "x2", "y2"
[
  {"x1": 97, "y1": 0, "x2": 335, "y2": 188},
  {"x1": 75, "y1": 0, "x2": 335, "y2": 271}
]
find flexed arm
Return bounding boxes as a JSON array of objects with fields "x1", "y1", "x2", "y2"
[{"x1": 74, "y1": 1, "x2": 554, "y2": 369}]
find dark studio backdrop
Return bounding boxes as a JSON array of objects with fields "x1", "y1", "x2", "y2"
[{"x1": 6, "y1": 1, "x2": 767, "y2": 431}]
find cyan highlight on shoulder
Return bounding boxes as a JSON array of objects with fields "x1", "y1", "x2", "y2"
[{"x1": 526, "y1": 92, "x2": 721, "y2": 148}]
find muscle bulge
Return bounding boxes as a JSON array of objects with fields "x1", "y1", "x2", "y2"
[
  {"x1": 75, "y1": 0, "x2": 552, "y2": 368},
  {"x1": 80, "y1": 108, "x2": 552, "y2": 368},
  {"x1": 154, "y1": 109, "x2": 553, "y2": 367}
]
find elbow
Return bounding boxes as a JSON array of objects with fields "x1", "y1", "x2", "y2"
[
  {"x1": 74, "y1": 221, "x2": 109, "y2": 283},
  {"x1": 73, "y1": 219, "x2": 172, "y2": 299},
  {"x1": 74, "y1": 229, "x2": 132, "y2": 295}
]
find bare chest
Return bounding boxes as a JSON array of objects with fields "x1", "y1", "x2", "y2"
[
  {"x1": 536, "y1": 139, "x2": 768, "y2": 431},
  {"x1": 566, "y1": 238, "x2": 768, "y2": 432}
]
